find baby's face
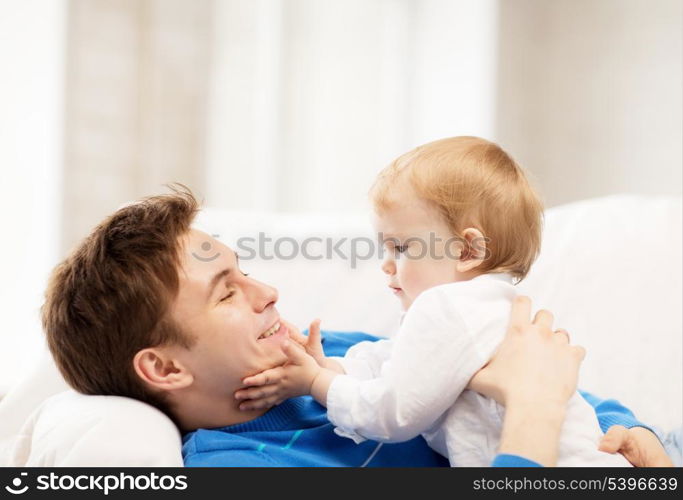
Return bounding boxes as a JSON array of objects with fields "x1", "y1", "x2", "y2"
[{"x1": 374, "y1": 193, "x2": 469, "y2": 310}]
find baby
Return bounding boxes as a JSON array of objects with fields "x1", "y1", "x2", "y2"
[{"x1": 238, "y1": 136, "x2": 631, "y2": 467}]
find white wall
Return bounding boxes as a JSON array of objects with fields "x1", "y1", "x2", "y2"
[
  {"x1": 204, "y1": 0, "x2": 499, "y2": 213},
  {"x1": 0, "y1": 0, "x2": 65, "y2": 394},
  {"x1": 60, "y1": 0, "x2": 211, "y2": 252},
  {"x1": 496, "y1": 0, "x2": 682, "y2": 207}
]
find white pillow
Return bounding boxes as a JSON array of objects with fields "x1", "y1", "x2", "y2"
[
  {"x1": 519, "y1": 194, "x2": 682, "y2": 430},
  {"x1": 0, "y1": 349, "x2": 69, "y2": 443},
  {"x1": 5, "y1": 391, "x2": 182, "y2": 467}
]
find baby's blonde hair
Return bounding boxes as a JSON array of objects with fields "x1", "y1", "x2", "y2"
[{"x1": 370, "y1": 136, "x2": 543, "y2": 281}]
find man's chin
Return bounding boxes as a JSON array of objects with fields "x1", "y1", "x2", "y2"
[
  {"x1": 258, "y1": 350, "x2": 289, "y2": 372},
  {"x1": 251, "y1": 328, "x2": 291, "y2": 372}
]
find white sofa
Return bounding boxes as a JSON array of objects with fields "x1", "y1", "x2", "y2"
[{"x1": 0, "y1": 194, "x2": 680, "y2": 466}]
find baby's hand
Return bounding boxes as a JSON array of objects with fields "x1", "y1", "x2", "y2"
[
  {"x1": 283, "y1": 318, "x2": 326, "y2": 365},
  {"x1": 234, "y1": 340, "x2": 322, "y2": 411},
  {"x1": 283, "y1": 318, "x2": 344, "y2": 373},
  {"x1": 599, "y1": 425, "x2": 673, "y2": 467}
]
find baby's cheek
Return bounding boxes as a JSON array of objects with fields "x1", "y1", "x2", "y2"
[
  {"x1": 419, "y1": 259, "x2": 451, "y2": 287},
  {"x1": 400, "y1": 260, "x2": 434, "y2": 297}
]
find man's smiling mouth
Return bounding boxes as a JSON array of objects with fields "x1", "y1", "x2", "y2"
[{"x1": 258, "y1": 322, "x2": 282, "y2": 340}]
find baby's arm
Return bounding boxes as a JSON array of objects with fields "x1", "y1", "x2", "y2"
[
  {"x1": 329, "y1": 337, "x2": 394, "y2": 381},
  {"x1": 287, "y1": 318, "x2": 394, "y2": 380},
  {"x1": 283, "y1": 319, "x2": 393, "y2": 378},
  {"x1": 326, "y1": 286, "x2": 493, "y2": 443}
]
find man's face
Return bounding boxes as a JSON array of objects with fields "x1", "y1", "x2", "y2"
[{"x1": 170, "y1": 229, "x2": 288, "y2": 397}]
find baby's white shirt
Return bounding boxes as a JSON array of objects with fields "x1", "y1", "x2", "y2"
[{"x1": 327, "y1": 274, "x2": 631, "y2": 467}]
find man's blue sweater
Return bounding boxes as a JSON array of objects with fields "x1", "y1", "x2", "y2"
[{"x1": 182, "y1": 331, "x2": 649, "y2": 467}]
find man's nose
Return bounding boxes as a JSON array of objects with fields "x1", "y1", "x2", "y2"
[{"x1": 245, "y1": 277, "x2": 279, "y2": 312}]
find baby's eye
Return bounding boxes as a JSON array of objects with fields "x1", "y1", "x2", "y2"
[
  {"x1": 219, "y1": 290, "x2": 235, "y2": 302},
  {"x1": 395, "y1": 245, "x2": 408, "y2": 254}
]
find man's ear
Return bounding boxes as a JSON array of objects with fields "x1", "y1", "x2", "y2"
[
  {"x1": 455, "y1": 227, "x2": 487, "y2": 273},
  {"x1": 133, "y1": 347, "x2": 194, "y2": 392}
]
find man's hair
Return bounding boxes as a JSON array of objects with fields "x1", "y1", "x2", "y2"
[
  {"x1": 42, "y1": 186, "x2": 199, "y2": 418},
  {"x1": 370, "y1": 136, "x2": 543, "y2": 281}
]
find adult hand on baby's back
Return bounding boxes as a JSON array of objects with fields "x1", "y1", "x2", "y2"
[
  {"x1": 468, "y1": 295, "x2": 586, "y2": 409},
  {"x1": 468, "y1": 296, "x2": 586, "y2": 466}
]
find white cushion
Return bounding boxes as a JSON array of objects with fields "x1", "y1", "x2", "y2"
[
  {"x1": 0, "y1": 349, "x2": 69, "y2": 443},
  {"x1": 518, "y1": 194, "x2": 682, "y2": 430},
  {"x1": 4, "y1": 391, "x2": 182, "y2": 467}
]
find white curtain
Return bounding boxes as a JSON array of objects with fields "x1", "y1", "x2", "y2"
[
  {"x1": 204, "y1": 0, "x2": 499, "y2": 213},
  {"x1": 0, "y1": 0, "x2": 65, "y2": 394}
]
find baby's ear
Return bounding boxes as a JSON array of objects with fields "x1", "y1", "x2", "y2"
[{"x1": 455, "y1": 227, "x2": 487, "y2": 273}]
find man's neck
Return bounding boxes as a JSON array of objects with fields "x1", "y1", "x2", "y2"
[{"x1": 172, "y1": 388, "x2": 269, "y2": 433}]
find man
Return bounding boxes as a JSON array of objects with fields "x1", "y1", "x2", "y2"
[{"x1": 42, "y1": 188, "x2": 670, "y2": 467}]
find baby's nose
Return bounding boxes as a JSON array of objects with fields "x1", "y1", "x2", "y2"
[{"x1": 381, "y1": 257, "x2": 396, "y2": 275}]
